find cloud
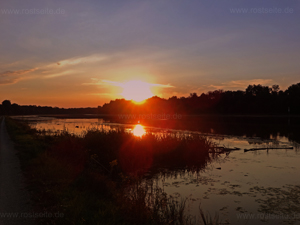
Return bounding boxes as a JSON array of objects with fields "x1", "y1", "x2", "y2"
[
  {"x1": 206, "y1": 85, "x2": 225, "y2": 90},
  {"x1": 55, "y1": 55, "x2": 107, "y2": 67},
  {"x1": 86, "y1": 93, "x2": 112, "y2": 96},
  {"x1": 0, "y1": 54, "x2": 108, "y2": 85},
  {"x1": 0, "y1": 68, "x2": 38, "y2": 85},
  {"x1": 83, "y1": 79, "x2": 173, "y2": 88},
  {"x1": 224, "y1": 79, "x2": 273, "y2": 88},
  {"x1": 206, "y1": 79, "x2": 273, "y2": 91},
  {"x1": 38, "y1": 54, "x2": 109, "y2": 79},
  {"x1": 43, "y1": 70, "x2": 74, "y2": 79}
]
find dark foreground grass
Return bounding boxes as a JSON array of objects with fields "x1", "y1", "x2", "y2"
[{"x1": 5, "y1": 117, "x2": 221, "y2": 225}]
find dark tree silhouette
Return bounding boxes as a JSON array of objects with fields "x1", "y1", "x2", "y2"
[
  {"x1": 2, "y1": 100, "x2": 11, "y2": 107},
  {"x1": 1, "y1": 100, "x2": 12, "y2": 114},
  {"x1": 1, "y1": 82, "x2": 300, "y2": 115}
]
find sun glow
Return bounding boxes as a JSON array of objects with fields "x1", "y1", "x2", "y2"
[
  {"x1": 132, "y1": 124, "x2": 146, "y2": 137},
  {"x1": 119, "y1": 80, "x2": 154, "y2": 104}
]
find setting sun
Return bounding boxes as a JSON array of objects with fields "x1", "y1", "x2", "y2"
[{"x1": 119, "y1": 80, "x2": 154, "y2": 103}]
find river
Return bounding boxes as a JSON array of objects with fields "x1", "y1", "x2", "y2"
[{"x1": 12, "y1": 115, "x2": 300, "y2": 225}]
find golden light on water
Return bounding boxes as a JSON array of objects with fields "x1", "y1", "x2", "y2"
[{"x1": 132, "y1": 124, "x2": 146, "y2": 137}]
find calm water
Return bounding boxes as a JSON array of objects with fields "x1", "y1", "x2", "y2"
[{"x1": 13, "y1": 115, "x2": 300, "y2": 225}]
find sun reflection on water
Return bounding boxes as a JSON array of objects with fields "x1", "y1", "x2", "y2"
[{"x1": 132, "y1": 124, "x2": 146, "y2": 137}]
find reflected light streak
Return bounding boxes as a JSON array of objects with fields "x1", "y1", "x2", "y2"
[{"x1": 132, "y1": 124, "x2": 146, "y2": 137}]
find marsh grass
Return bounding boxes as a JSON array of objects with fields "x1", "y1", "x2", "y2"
[
  {"x1": 117, "y1": 180, "x2": 194, "y2": 225},
  {"x1": 82, "y1": 128, "x2": 216, "y2": 177},
  {"x1": 5, "y1": 117, "x2": 221, "y2": 225},
  {"x1": 199, "y1": 206, "x2": 222, "y2": 225}
]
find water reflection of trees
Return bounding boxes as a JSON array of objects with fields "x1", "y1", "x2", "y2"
[{"x1": 112, "y1": 116, "x2": 300, "y2": 145}]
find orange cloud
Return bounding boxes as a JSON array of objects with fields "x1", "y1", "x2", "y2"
[
  {"x1": 206, "y1": 79, "x2": 273, "y2": 91},
  {"x1": 0, "y1": 68, "x2": 38, "y2": 85},
  {"x1": 223, "y1": 79, "x2": 273, "y2": 88},
  {"x1": 55, "y1": 55, "x2": 107, "y2": 67}
]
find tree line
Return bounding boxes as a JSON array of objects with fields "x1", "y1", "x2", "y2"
[
  {"x1": 0, "y1": 100, "x2": 99, "y2": 115},
  {"x1": 1, "y1": 82, "x2": 300, "y2": 115},
  {"x1": 101, "y1": 82, "x2": 300, "y2": 115}
]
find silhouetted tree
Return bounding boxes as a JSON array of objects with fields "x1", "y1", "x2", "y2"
[
  {"x1": 286, "y1": 83, "x2": 300, "y2": 113},
  {"x1": 1, "y1": 100, "x2": 12, "y2": 114},
  {"x1": 2, "y1": 100, "x2": 11, "y2": 107},
  {"x1": 1, "y1": 82, "x2": 300, "y2": 116},
  {"x1": 272, "y1": 84, "x2": 280, "y2": 94}
]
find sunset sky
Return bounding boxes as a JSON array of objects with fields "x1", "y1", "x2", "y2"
[{"x1": 1, "y1": 0, "x2": 299, "y2": 108}]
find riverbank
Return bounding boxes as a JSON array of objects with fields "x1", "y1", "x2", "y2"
[
  {"x1": 0, "y1": 117, "x2": 32, "y2": 225},
  {"x1": 5, "y1": 117, "x2": 219, "y2": 225}
]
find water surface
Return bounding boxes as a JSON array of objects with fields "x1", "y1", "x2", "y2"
[{"x1": 13, "y1": 115, "x2": 300, "y2": 224}]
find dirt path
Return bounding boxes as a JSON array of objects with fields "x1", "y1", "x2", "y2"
[{"x1": 0, "y1": 117, "x2": 33, "y2": 225}]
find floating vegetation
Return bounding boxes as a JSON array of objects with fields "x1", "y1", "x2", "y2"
[
  {"x1": 252, "y1": 185, "x2": 300, "y2": 224},
  {"x1": 200, "y1": 183, "x2": 300, "y2": 224}
]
